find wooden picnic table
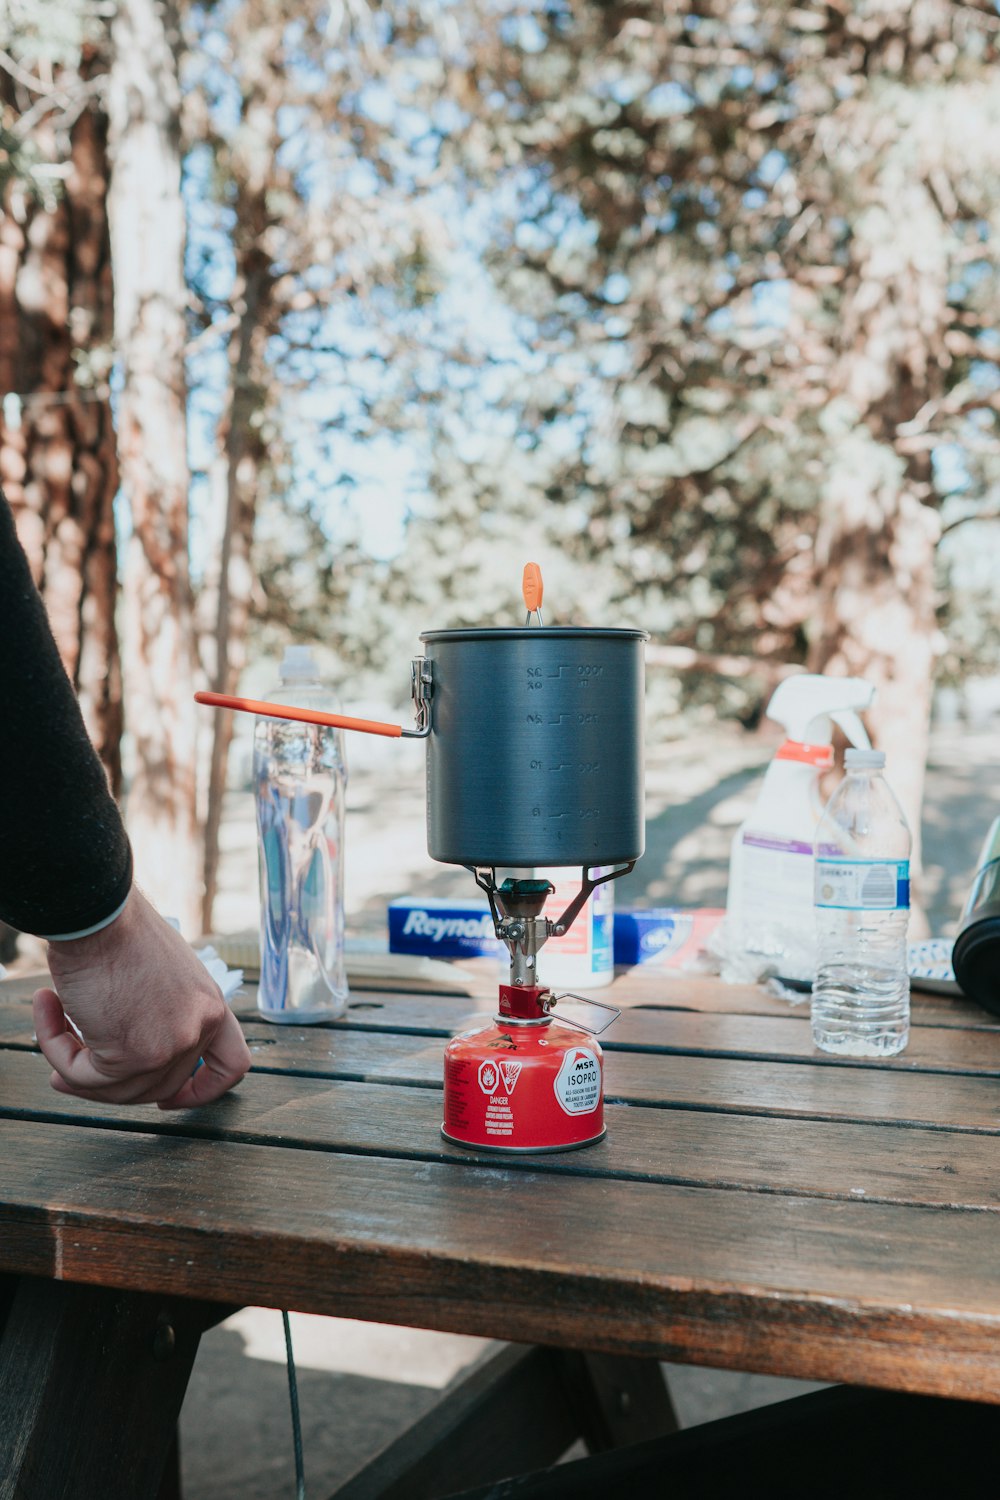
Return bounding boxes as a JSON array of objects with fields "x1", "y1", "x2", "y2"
[{"x1": 3, "y1": 960, "x2": 1000, "y2": 1497}]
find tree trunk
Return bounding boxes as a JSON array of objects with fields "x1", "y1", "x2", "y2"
[
  {"x1": 199, "y1": 243, "x2": 272, "y2": 935},
  {"x1": 806, "y1": 177, "x2": 950, "y2": 926},
  {"x1": 108, "y1": 0, "x2": 202, "y2": 935},
  {"x1": 0, "y1": 50, "x2": 123, "y2": 793},
  {"x1": 807, "y1": 469, "x2": 939, "y2": 891}
]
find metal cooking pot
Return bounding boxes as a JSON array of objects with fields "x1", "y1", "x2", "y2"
[
  {"x1": 196, "y1": 576, "x2": 647, "y2": 872},
  {"x1": 419, "y1": 626, "x2": 645, "y2": 867}
]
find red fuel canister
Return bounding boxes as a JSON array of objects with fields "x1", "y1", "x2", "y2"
[{"x1": 442, "y1": 985, "x2": 605, "y2": 1153}]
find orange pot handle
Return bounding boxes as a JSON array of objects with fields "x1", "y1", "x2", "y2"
[{"x1": 194, "y1": 690, "x2": 403, "y2": 739}]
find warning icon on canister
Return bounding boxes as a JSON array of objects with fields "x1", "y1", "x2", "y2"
[{"x1": 478, "y1": 1060, "x2": 499, "y2": 1094}]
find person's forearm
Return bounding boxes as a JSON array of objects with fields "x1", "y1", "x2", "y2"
[{"x1": 0, "y1": 489, "x2": 132, "y2": 937}]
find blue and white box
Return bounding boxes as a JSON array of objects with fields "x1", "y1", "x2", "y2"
[
  {"x1": 390, "y1": 899, "x2": 725, "y2": 969},
  {"x1": 388, "y1": 898, "x2": 506, "y2": 960},
  {"x1": 613, "y1": 908, "x2": 724, "y2": 967}
]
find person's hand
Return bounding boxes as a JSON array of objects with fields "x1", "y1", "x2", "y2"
[{"x1": 32, "y1": 886, "x2": 252, "y2": 1109}]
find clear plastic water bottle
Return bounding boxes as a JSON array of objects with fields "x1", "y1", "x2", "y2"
[
  {"x1": 254, "y1": 646, "x2": 349, "y2": 1023},
  {"x1": 812, "y1": 749, "x2": 911, "y2": 1056}
]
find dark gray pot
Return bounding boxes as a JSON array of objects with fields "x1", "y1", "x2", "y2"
[{"x1": 419, "y1": 627, "x2": 647, "y2": 869}]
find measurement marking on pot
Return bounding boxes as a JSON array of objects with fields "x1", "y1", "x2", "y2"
[{"x1": 544, "y1": 663, "x2": 604, "y2": 679}]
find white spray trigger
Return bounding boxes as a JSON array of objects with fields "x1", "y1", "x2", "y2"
[
  {"x1": 830, "y1": 710, "x2": 871, "y2": 750},
  {"x1": 766, "y1": 673, "x2": 875, "y2": 745}
]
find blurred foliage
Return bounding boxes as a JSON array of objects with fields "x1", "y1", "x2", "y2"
[
  {"x1": 236, "y1": 0, "x2": 1000, "y2": 725},
  {"x1": 935, "y1": 516, "x2": 1000, "y2": 686},
  {"x1": 423, "y1": 1, "x2": 1000, "y2": 664},
  {"x1": 7, "y1": 0, "x2": 1000, "y2": 727},
  {"x1": 0, "y1": 0, "x2": 108, "y2": 199}
]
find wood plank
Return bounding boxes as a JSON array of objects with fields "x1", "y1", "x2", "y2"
[
  {"x1": 9, "y1": 1001, "x2": 1000, "y2": 1130},
  {"x1": 0, "y1": 993, "x2": 481, "y2": 1050},
  {"x1": 3, "y1": 1119, "x2": 1000, "y2": 1400},
  {"x1": 605, "y1": 1010, "x2": 1000, "y2": 1074},
  {"x1": 3, "y1": 968, "x2": 992, "y2": 1033},
  {"x1": 238, "y1": 993, "x2": 485, "y2": 1037},
  {"x1": 190, "y1": 949, "x2": 1000, "y2": 1027},
  {"x1": 315, "y1": 996, "x2": 1000, "y2": 1069},
  {"x1": 5, "y1": 984, "x2": 998, "y2": 1084},
  {"x1": 244, "y1": 977, "x2": 997, "y2": 1033},
  {"x1": 4, "y1": 1051, "x2": 1000, "y2": 1212},
  {"x1": 237, "y1": 1029, "x2": 1000, "y2": 1127},
  {"x1": 208, "y1": 1006, "x2": 1000, "y2": 1087},
  {"x1": 14, "y1": 997, "x2": 1000, "y2": 1094},
  {"x1": 601, "y1": 968, "x2": 989, "y2": 1028}
]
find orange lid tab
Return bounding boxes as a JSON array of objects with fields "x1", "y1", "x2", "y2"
[{"x1": 522, "y1": 562, "x2": 544, "y2": 614}]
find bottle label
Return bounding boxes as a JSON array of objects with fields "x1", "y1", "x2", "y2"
[
  {"x1": 815, "y1": 859, "x2": 910, "y2": 911},
  {"x1": 738, "y1": 836, "x2": 817, "y2": 963}
]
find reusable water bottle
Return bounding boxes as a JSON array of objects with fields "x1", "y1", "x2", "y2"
[
  {"x1": 812, "y1": 749, "x2": 911, "y2": 1057},
  {"x1": 253, "y1": 646, "x2": 349, "y2": 1023}
]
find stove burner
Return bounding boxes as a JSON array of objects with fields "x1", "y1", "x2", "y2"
[{"x1": 472, "y1": 864, "x2": 633, "y2": 993}]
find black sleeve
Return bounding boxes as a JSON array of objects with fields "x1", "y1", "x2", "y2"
[{"x1": 0, "y1": 489, "x2": 132, "y2": 937}]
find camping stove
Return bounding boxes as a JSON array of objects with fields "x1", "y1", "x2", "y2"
[
  {"x1": 196, "y1": 563, "x2": 645, "y2": 1149},
  {"x1": 441, "y1": 867, "x2": 629, "y2": 1153}
]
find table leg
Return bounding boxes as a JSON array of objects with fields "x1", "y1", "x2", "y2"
[
  {"x1": 554, "y1": 1351, "x2": 679, "y2": 1451},
  {"x1": 0, "y1": 1275, "x2": 14, "y2": 1341},
  {"x1": 328, "y1": 1344, "x2": 678, "y2": 1500},
  {"x1": 444, "y1": 1385, "x2": 1000, "y2": 1500},
  {"x1": 330, "y1": 1345, "x2": 581, "y2": 1500},
  {"x1": 0, "y1": 1276, "x2": 228, "y2": 1500},
  {"x1": 156, "y1": 1431, "x2": 183, "y2": 1500}
]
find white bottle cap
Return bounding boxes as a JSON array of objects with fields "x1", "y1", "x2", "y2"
[
  {"x1": 279, "y1": 645, "x2": 321, "y2": 682},
  {"x1": 845, "y1": 748, "x2": 885, "y2": 769}
]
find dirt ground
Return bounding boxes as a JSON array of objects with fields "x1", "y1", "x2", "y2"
[{"x1": 179, "y1": 705, "x2": 1000, "y2": 1499}]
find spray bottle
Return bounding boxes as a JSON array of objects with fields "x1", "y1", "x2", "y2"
[{"x1": 723, "y1": 673, "x2": 875, "y2": 985}]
